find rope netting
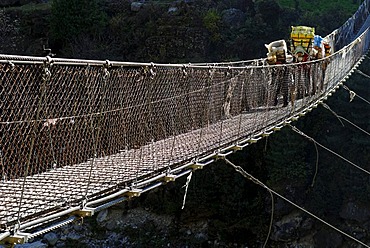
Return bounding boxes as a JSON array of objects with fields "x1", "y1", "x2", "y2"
[{"x1": 0, "y1": 0, "x2": 369, "y2": 237}]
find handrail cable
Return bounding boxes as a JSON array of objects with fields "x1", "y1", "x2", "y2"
[
  {"x1": 322, "y1": 103, "x2": 370, "y2": 137},
  {"x1": 0, "y1": 74, "x2": 228, "y2": 126},
  {"x1": 342, "y1": 85, "x2": 370, "y2": 105},
  {"x1": 356, "y1": 69, "x2": 370, "y2": 79},
  {"x1": 223, "y1": 158, "x2": 370, "y2": 248},
  {"x1": 289, "y1": 125, "x2": 370, "y2": 176}
]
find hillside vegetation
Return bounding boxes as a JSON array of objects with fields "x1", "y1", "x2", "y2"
[{"x1": 0, "y1": 0, "x2": 361, "y2": 62}]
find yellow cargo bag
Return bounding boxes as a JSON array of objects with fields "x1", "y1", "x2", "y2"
[
  {"x1": 291, "y1": 26, "x2": 315, "y2": 53},
  {"x1": 291, "y1": 38, "x2": 312, "y2": 49},
  {"x1": 291, "y1": 26, "x2": 315, "y2": 39}
]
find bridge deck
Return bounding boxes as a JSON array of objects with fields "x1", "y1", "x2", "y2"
[{"x1": 0, "y1": 102, "x2": 298, "y2": 229}]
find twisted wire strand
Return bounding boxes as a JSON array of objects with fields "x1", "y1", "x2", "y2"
[
  {"x1": 311, "y1": 142, "x2": 319, "y2": 188},
  {"x1": 223, "y1": 158, "x2": 370, "y2": 248},
  {"x1": 356, "y1": 69, "x2": 370, "y2": 79},
  {"x1": 322, "y1": 103, "x2": 345, "y2": 127},
  {"x1": 223, "y1": 158, "x2": 273, "y2": 248},
  {"x1": 342, "y1": 85, "x2": 370, "y2": 105},
  {"x1": 323, "y1": 103, "x2": 370, "y2": 137},
  {"x1": 289, "y1": 125, "x2": 370, "y2": 176}
]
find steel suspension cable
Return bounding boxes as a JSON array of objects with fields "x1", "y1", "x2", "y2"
[
  {"x1": 223, "y1": 158, "x2": 370, "y2": 248},
  {"x1": 342, "y1": 85, "x2": 370, "y2": 105},
  {"x1": 289, "y1": 125, "x2": 370, "y2": 176},
  {"x1": 322, "y1": 103, "x2": 370, "y2": 137},
  {"x1": 224, "y1": 158, "x2": 274, "y2": 248},
  {"x1": 311, "y1": 142, "x2": 319, "y2": 188},
  {"x1": 356, "y1": 69, "x2": 370, "y2": 79}
]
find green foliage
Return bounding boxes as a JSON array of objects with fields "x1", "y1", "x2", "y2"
[
  {"x1": 203, "y1": 9, "x2": 222, "y2": 41},
  {"x1": 50, "y1": 0, "x2": 107, "y2": 45},
  {"x1": 6, "y1": 2, "x2": 51, "y2": 12},
  {"x1": 277, "y1": 0, "x2": 359, "y2": 13},
  {"x1": 265, "y1": 128, "x2": 310, "y2": 189}
]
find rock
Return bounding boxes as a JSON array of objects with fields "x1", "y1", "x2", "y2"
[
  {"x1": 43, "y1": 232, "x2": 58, "y2": 246},
  {"x1": 221, "y1": 8, "x2": 246, "y2": 29},
  {"x1": 131, "y1": 2, "x2": 143, "y2": 12},
  {"x1": 168, "y1": 7, "x2": 178, "y2": 15},
  {"x1": 0, "y1": 0, "x2": 43, "y2": 7},
  {"x1": 66, "y1": 232, "x2": 81, "y2": 241},
  {"x1": 73, "y1": 223, "x2": 83, "y2": 232},
  {"x1": 300, "y1": 217, "x2": 315, "y2": 237},
  {"x1": 122, "y1": 208, "x2": 174, "y2": 231},
  {"x1": 271, "y1": 211, "x2": 303, "y2": 242},
  {"x1": 314, "y1": 229, "x2": 343, "y2": 248},
  {"x1": 294, "y1": 233, "x2": 316, "y2": 248},
  {"x1": 340, "y1": 201, "x2": 370, "y2": 223},
  {"x1": 103, "y1": 209, "x2": 126, "y2": 231},
  {"x1": 14, "y1": 241, "x2": 47, "y2": 248},
  {"x1": 96, "y1": 209, "x2": 109, "y2": 224},
  {"x1": 0, "y1": 0, "x2": 20, "y2": 7}
]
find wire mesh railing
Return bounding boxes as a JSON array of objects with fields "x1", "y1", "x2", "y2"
[{"x1": 0, "y1": 0, "x2": 369, "y2": 243}]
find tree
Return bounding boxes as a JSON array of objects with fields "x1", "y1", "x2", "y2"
[{"x1": 50, "y1": 0, "x2": 107, "y2": 54}]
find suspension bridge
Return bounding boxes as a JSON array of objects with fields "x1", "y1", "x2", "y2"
[{"x1": 0, "y1": 0, "x2": 370, "y2": 246}]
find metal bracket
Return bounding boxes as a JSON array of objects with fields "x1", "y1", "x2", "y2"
[
  {"x1": 216, "y1": 150, "x2": 233, "y2": 159},
  {"x1": 273, "y1": 125, "x2": 283, "y2": 131},
  {"x1": 262, "y1": 131, "x2": 273, "y2": 137},
  {"x1": 125, "y1": 189, "x2": 142, "y2": 198},
  {"x1": 248, "y1": 137, "x2": 261, "y2": 143},
  {"x1": 161, "y1": 174, "x2": 176, "y2": 183},
  {"x1": 1, "y1": 234, "x2": 28, "y2": 245},
  {"x1": 231, "y1": 145, "x2": 243, "y2": 151},
  {"x1": 72, "y1": 207, "x2": 95, "y2": 217},
  {"x1": 189, "y1": 163, "x2": 205, "y2": 170},
  {"x1": 291, "y1": 116, "x2": 299, "y2": 121}
]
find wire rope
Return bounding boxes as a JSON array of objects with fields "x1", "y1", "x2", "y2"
[
  {"x1": 323, "y1": 103, "x2": 370, "y2": 137},
  {"x1": 15, "y1": 63, "x2": 51, "y2": 231},
  {"x1": 223, "y1": 158, "x2": 370, "y2": 248},
  {"x1": 322, "y1": 103, "x2": 344, "y2": 127},
  {"x1": 83, "y1": 66, "x2": 109, "y2": 203},
  {"x1": 356, "y1": 69, "x2": 370, "y2": 79},
  {"x1": 264, "y1": 187, "x2": 274, "y2": 248},
  {"x1": 289, "y1": 125, "x2": 370, "y2": 177},
  {"x1": 224, "y1": 158, "x2": 273, "y2": 248},
  {"x1": 342, "y1": 85, "x2": 370, "y2": 105},
  {"x1": 311, "y1": 142, "x2": 319, "y2": 188}
]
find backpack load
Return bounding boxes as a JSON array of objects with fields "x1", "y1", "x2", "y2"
[
  {"x1": 265, "y1": 39, "x2": 287, "y2": 64},
  {"x1": 290, "y1": 26, "x2": 315, "y2": 53}
]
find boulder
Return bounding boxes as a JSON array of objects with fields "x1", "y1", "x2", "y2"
[
  {"x1": 14, "y1": 241, "x2": 47, "y2": 248},
  {"x1": 43, "y1": 232, "x2": 58, "y2": 246},
  {"x1": 0, "y1": 0, "x2": 44, "y2": 7},
  {"x1": 314, "y1": 229, "x2": 342, "y2": 248},
  {"x1": 340, "y1": 201, "x2": 370, "y2": 223},
  {"x1": 271, "y1": 211, "x2": 303, "y2": 242},
  {"x1": 221, "y1": 8, "x2": 246, "y2": 29},
  {"x1": 168, "y1": 7, "x2": 178, "y2": 15},
  {"x1": 0, "y1": 0, "x2": 20, "y2": 7},
  {"x1": 131, "y1": 2, "x2": 143, "y2": 12}
]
